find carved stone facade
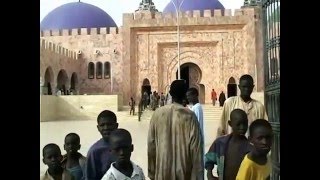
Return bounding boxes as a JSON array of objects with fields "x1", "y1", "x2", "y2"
[{"x1": 40, "y1": 6, "x2": 264, "y2": 104}]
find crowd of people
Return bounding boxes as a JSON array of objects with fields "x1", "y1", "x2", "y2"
[{"x1": 41, "y1": 74, "x2": 272, "y2": 180}]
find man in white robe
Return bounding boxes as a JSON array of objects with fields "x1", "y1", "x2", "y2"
[{"x1": 217, "y1": 74, "x2": 268, "y2": 137}]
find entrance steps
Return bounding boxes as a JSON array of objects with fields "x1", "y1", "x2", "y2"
[{"x1": 202, "y1": 104, "x2": 223, "y2": 122}]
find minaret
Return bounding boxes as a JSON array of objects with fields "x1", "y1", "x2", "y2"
[
  {"x1": 243, "y1": 0, "x2": 250, "y2": 7},
  {"x1": 136, "y1": 0, "x2": 158, "y2": 12},
  {"x1": 242, "y1": 0, "x2": 262, "y2": 8}
]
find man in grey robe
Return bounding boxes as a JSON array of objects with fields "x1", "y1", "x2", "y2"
[{"x1": 148, "y1": 80, "x2": 204, "y2": 180}]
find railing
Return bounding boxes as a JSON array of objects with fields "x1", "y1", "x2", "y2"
[{"x1": 262, "y1": 0, "x2": 280, "y2": 179}]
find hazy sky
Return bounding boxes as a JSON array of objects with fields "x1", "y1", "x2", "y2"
[{"x1": 40, "y1": 0, "x2": 244, "y2": 26}]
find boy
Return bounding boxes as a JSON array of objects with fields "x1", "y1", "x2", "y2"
[
  {"x1": 101, "y1": 128, "x2": 145, "y2": 179},
  {"x1": 236, "y1": 119, "x2": 273, "y2": 180},
  {"x1": 41, "y1": 143, "x2": 75, "y2": 180},
  {"x1": 205, "y1": 109, "x2": 252, "y2": 180},
  {"x1": 86, "y1": 110, "x2": 119, "y2": 180},
  {"x1": 61, "y1": 133, "x2": 87, "y2": 180},
  {"x1": 129, "y1": 97, "x2": 135, "y2": 115}
]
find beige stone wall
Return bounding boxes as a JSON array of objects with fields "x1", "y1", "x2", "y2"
[
  {"x1": 40, "y1": 39, "x2": 82, "y2": 92},
  {"x1": 40, "y1": 95, "x2": 123, "y2": 121},
  {"x1": 40, "y1": 28, "x2": 123, "y2": 96},
  {"x1": 124, "y1": 7, "x2": 262, "y2": 103},
  {"x1": 40, "y1": 95, "x2": 57, "y2": 121}
]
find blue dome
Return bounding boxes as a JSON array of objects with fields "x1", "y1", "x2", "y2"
[
  {"x1": 40, "y1": 2, "x2": 117, "y2": 30},
  {"x1": 163, "y1": 0, "x2": 224, "y2": 13}
]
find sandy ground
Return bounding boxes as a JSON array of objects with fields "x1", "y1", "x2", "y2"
[{"x1": 40, "y1": 118, "x2": 219, "y2": 179}]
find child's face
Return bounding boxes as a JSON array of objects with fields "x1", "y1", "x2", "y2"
[
  {"x1": 250, "y1": 126, "x2": 273, "y2": 156},
  {"x1": 110, "y1": 136, "x2": 133, "y2": 165},
  {"x1": 97, "y1": 118, "x2": 118, "y2": 140},
  {"x1": 43, "y1": 148, "x2": 63, "y2": 170},
  {"x1": 229, "y1": 114, "x2": 248, "y2": 136},
  {"x1": 64, "y1": 136, "x2": 80, "y2": 155}
]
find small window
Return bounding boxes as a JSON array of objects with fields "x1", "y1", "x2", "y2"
[
  {"x1": 88, "y1": 62, "x2": 95, "y2": 79},
  {"x1": 96, "y1": 62, "x2": 102, "y2": 79},
  {"x1": 104, "y1": 62, "x2": 111, "y2": 79}
]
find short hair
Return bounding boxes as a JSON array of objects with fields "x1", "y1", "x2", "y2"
[
  {"x1": 249, "y1": 119, "x2": 272, "y2": 136},
  {"x1": 65, "y1": 133, "x2": 80, "y2": 144},
  {"x1": 230, "y1": 109, "x2": 247, "y2": 121},
  {"x1": 187, "y1": 87, "x2": 199, "y2": 96},
  {"x1": 97, "y1": 110, "x2": 117, "y2": 123},
  {"x1": 42, "y1": 143, "x2": 61, "y2": 157},
  {"x1": 110, "y1": 128, "x2": 132, "y2": 144},
  {"x1": 169, "y1": 80, "x2": 187, "y2": 100},
  {"x1": 239, "y1": 74, "x2": 254, "y2": 84}
]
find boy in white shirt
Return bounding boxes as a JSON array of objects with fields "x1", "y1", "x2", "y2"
[{"x1": 101, "y1": 128, "x2": 145, "y2": 180}]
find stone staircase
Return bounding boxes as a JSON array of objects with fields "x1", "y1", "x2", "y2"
[{"x1": 202, "y1": 104, "x2": 223, "y2": 122}]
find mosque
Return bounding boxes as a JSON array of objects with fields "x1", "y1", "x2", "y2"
[
  {"x1": 40, "y1": 0, "x2": 265, "y2": 104},
  {"x1": 40, "y1": 1, "x2": 280, "y2": 178}
]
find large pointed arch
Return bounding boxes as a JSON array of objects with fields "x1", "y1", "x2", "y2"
[
  {"x1": 44, "y1": 66, "x2": 54, "y2": 95},
  {"x1": 57, "y1": 69, "x2": 69, "y2": 94},
  {"x1": 70, "y1": 72, "x2": 78, "y2": 94}
]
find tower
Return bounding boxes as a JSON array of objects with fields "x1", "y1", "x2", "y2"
[{"x1": 136, "y1": 0, "x2": 158, "y2": 12}]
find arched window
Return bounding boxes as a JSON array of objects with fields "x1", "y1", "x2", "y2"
[
  {"x1": 88, "y1": 62, "x2": 95, "y2": 79},
  {"x1": 96, "y1": 62, "x2": 102, "y2": 79},
  {"x1": 104, "y1": 62, "x2": 111, "y2": 79}
]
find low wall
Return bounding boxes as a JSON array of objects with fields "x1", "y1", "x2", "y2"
[
  {"x1": 41, "y1": 95, "x2": 123, "y2": 121},
  {"x1": 40, "y1": 95, "x2": 57, "y2": 121}
]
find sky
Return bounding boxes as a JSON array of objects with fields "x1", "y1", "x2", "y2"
[{"x1": 40, "y1": 0, "x2": 244, "y2": 27}]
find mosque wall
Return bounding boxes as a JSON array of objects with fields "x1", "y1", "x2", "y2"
[
  {"x1": 123, "y1": 7, "x2": 263, "y2": 103},
  {"x1": 40, "y1": 39, "x2": 81, "y2": 93},
  {"x1": 40, "y1": 28, "x2": 123, "y2": 96},
  {"x1": 40, "y1": 6, "x2": 264, "y2": 104}
]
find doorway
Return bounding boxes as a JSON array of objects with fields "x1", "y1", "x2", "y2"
[
  {"x1": 141, "y1": 78, "x2": 151, "y2": 104},
  {"x1": 176, "y1": 66, "x2": 190, "y2": 90},
  {"x1": 175, "y1": 62, "x2": 205, "y2": 103},
  {"x1": 227, "y1": 77, "x2": 237, "y2": 98}
]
